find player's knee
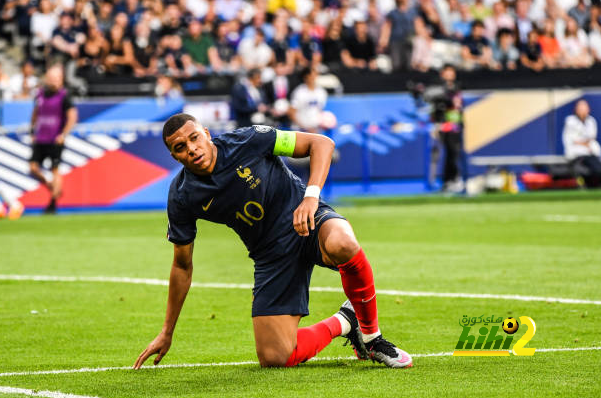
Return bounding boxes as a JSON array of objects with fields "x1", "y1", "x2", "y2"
[
  {"x1": 256, "y1": 347, "x2": 292, "y2": 368},
  {"x1": 327, "y1": 232, "x2": 360, "y2": 265}
]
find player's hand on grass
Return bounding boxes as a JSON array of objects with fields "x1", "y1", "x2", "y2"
[
  {"x1": 133, "y1": 331, "x2": 172, "y2": 369},
  {"x1": 293, "y1": 197, "x2": 319, "y2": 237}
]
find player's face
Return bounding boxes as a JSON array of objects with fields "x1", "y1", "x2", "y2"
[{"x1": 167, "y1": 120, "x2": 217, "y2": 175}]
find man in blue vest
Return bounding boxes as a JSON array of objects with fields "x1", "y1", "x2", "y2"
[{"x1": 29, "y1": 65, "x2": 78, "y2": 214}]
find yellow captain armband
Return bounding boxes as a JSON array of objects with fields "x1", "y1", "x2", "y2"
[{"x1": 273, "y1": 129, "x2": 297, "y2": 157}]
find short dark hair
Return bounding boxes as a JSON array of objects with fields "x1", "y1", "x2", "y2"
[
  {"x1": 163, "y1": 113, "x2": 196, "y2": 147},
  {"x1": 300, "y1": 67, "x2": 313, "y2": 81},
  {"x1": 471, "y1": 20, "x2": 484, "y2": 29}
]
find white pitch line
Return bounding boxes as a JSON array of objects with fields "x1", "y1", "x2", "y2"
[
  {"x1": 543, "y1": 215, "x2": 601, "y2": 223},
  {"x1": 1, "y1": 347, "x2": 599, "y2": 378},
  {"x1": 0, "y1": 386, "x2": 99, "y2": 398},
  {"x1": 1, "y1": 275, "x2": 600, "y2": 306}
]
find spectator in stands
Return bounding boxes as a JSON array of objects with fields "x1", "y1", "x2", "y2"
[
  {"x1": 51, "y1": 12, "x2": 82, "y2": 64},
  {"x1": 72, "y1": 0, "x2": 95, "y2": 36},
  {"x1": 164, "y1": 35, "x2": 195, "y2": 77},
  {"x1": 238, "y1": 28, "x2": 273, "y2": 70},
  {"x1": 231, "y1": 68, "x2": 267, "y2": 127},
  {"x1": 29, "y1": 65, "x2": 77, "y2": 214},
  {"x1": 270, "y1": 13, "x2": 295, "y2": 70},
  {"x1": 461, "y1": 20, "x2": 494, "y2": 69},
  {"x1": 131, "y1": 22, "x2": 159, "y2": 77},
  {"x1": 322, "y1": 21, "x2": 351, "y2": 72},
  {"x1": 469, "y1": 0, "x2": 492, "y2": 21},
  {"x1": 379, "y1": 0, "x2": 417, "y2": 70},
  {"x1": 4, "y1": 60, "x2": 38, "y2": 100},
  {"x1": 520, "y1": 29, "x2": 545, "y2": 71},
  {"x1": 30, "y1": 0, "x2": 58, "y2": 55},
  {"x1": 76, "y1": 24, "x2": 109, "y2": 79},
  {"x1": 296, "y1": 19, "x2": 323, "y2": 68},
  {"x1": 116, "y1": 0, "x2": 145, "y2": 28},
  {"x1": 290, "y1": 67, "x2": 327, "y2": 135},
  {"x1": 214, "y1": 21, "x2": 242, "y2": 73},
  {"x1": 105, "y1": 24, "x2": 135, "y2": 75},
  {"x1": 242, "y1": 10, "x2": 275, "y2": 41},
  {"x1": 417, "y1": 0, "x2": 446, "y2": 38},
  {"x1": 96, "y1": 0, "x2": 114, "y2": 36},
  {"x1": 215, "y1": 0, "x2": 243, "y2": 21},
  {"x1": 484, "y1": 1, "x2": 515, "y2": 41},
  {"x1": 342, "y1": 20, "x2": 377, "y2": 70},
  {"x1": 561, "y1": 17, "x2": 593, "y2": 67},
  {"x1": 563, "y1": 99, "x2": 601, "y2": 187},
  {"x1": 411, "y1": 17, "x2": 434, "y2": 71},
  {"x1": 515, "y1": 0, "x2": 533, "y2": 44},
  {"x1": 493, "y1": 28, "x2": 519, "y2": 70},
  {"x1": 160, "y1": 4, "x2": 186, "y2": 42},
  {"x1": 539, "y1": 18, "x2": 564, "y2": 68},
  {"x1": 183, "y1": 19, "x2": 220, "y2": 74},
  {"x1": 589, "y1": 6, "x2": 601, "y2": 62},
  {"x1": 451, "y1": 2, "x2": 473, "y2": 40},
  {"x1": 568, "y1": 0, "x2": 590, "y2": 29},
  {"x1": 366, "y1": 0, "x2": 384, "y2": 44}
]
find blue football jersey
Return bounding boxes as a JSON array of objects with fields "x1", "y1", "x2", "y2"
[{"x1": 166, "y1": 125, "x2": 306, "y2": 262}]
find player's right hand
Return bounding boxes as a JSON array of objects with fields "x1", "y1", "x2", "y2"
[{"x1": 133, "y1": 331, "x2": 172, "y2": 369}]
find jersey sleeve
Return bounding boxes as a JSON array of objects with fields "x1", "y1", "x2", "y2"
[
  {"x1": 246, "y1": 125, "x2": 278, "y2": 156},
  {"x1": 166, "y1": 196, "x2": 197, "y2": 245}
]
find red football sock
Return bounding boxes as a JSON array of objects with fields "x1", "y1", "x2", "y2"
[
  {"x1": 337, "y1": 248, "x2": 379, "y2": 335},
  {"x1": 284, "y1": 316, "x2": 342, "y2": 367}
]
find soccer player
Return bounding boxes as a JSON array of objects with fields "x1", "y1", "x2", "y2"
[{"x1": 133, "y1": 114, "x2": 413, "y2": 369}]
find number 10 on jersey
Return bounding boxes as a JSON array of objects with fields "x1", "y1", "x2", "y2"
[{"x1": 236, "y1": 201, "x2": 265, "y2": 226}]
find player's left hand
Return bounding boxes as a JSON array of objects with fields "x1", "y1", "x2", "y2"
[{"x1": 293, "y1": 197, "x2": 318, "y2": 237}]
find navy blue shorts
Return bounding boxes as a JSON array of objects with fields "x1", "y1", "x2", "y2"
[{"x1": 251, "y1": 202, "x2": 345, "y2": 317}]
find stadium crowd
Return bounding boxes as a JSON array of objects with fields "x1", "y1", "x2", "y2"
[{"x1": 1, "y1": 0, "x2": 601, "y2": 99}]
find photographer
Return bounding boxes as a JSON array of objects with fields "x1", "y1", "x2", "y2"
[{"x1": 423, "y1": 64, "x2": 464, "y2": 192}]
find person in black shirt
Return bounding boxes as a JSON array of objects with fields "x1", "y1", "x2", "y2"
[
  {"x1": 322, "y1": 21, "x2": 348, "y2": 71},
  {"x1": 51, "y1": 12, "x2": 80, "y2": 62},
  {"x1": 343, "y1": 20, "x2": 377, "y2": 70},
  {"x1": 461, "y1": 20, "x2": 494, "y2": 69},
  {"x1": 520, "y1": 29, "x2": 544, "y2": 71}
]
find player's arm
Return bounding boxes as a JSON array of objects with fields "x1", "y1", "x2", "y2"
[
  {"x1": 133, "y1": 242, "x2": 194, "y2": 369},
  {"x1": 274, "y1": 130, "x2": 335, "y2": 236},
  {"x1": 56, "y1": 106, "x2": 77, "y2": 145},
  {"x1": 29, "y1": 105, "x2": 38, "y2": 137}
]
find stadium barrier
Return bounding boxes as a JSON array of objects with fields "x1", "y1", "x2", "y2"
[{"x1": 0, "y1": 90, "x2": 599, "y2": 211}]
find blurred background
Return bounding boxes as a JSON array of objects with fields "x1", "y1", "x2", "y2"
[{"x1": 1, "y1": 0, "x2": 600, "y2": 213}]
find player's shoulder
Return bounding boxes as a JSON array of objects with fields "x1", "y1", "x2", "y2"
[{"x1": 214, "y1": 125, "x2": 276, "y2": 146}]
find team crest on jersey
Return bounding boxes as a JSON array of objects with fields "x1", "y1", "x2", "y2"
[
  {"x1": 253, "y1": 125, "x2": 272, "y2": 133},
  {"x1": 236, "y1": 166, "x2": 261, "y2": 189}
]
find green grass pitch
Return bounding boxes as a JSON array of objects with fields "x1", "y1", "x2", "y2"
[{"x1": 1, "y1": 196, "x2": 600, "y2": 397}]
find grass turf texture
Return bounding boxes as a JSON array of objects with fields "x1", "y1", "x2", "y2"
[{"x1": 1, "y1": 197, "x2": 600, "y2": 397}]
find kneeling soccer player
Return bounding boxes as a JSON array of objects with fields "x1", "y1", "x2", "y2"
[{"x1": 133, "y1": 114, "x2": 412, "y2": 369}]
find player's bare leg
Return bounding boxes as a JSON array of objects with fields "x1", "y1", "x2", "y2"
[
  {"x1": 318, "y1": 218, "x2": 413, "y2": 368},
  {"x1": 253, "y1": 315, "x2": 300, "y2": 367},
  {"x1": 29, "y1": 161, "x2": 48, "y2": 187},
  {"x1": 253, "y1": 307, "x2": 365, "y2": 367}
]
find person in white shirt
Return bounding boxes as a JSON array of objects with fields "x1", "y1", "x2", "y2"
[
  {"x1": 563, "y1": 99, "x2": 601, "y2": 187},
  {"x1": 237, "y1": 29, "x2": 273, "y2": 70},
  {"x1": 289, "y1": 67, "x2": 328, "y2": 135}
]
